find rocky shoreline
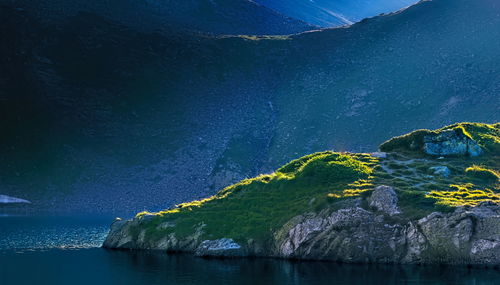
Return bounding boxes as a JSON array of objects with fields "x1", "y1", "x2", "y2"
[
  {"x1": 103, "y1": 186, "x2": 500, "y2": 266},
  {"x1": 103, "y1": 123, "x2": 499, "y2": 266}
]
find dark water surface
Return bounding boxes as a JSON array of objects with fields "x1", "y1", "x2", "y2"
[{"x1": 1, "y1": 216, "x2": 499, "y2": 285}]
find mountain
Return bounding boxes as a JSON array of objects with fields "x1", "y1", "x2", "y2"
[
  {"x1": 103, "y1": 123, "x2": 500, "y2": 265},
  {"x1": 1, "y1": 0, "x2": 315, "y2": 35},
  {"x1": 0, "y1": 0, "x2": 499, "y2": 214},
  {"x1": 254, "y1": 0, "x2": 419, "y2": 27}
]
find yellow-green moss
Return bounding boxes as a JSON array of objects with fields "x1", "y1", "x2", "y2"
[
  {"x1": 465, "y1": 165, "x2": 500, "y2": 183},
  {"x1": 426, "y1": 184, "x2": 500, "y2": 207}
]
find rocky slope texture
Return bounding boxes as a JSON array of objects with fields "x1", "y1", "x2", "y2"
[
  {"x1": 2, "y1": 0, "x2": 314, "y2": 35},
  {"x1": 254, "y1": 0, "x2": 418, "y2": 27},
  {"x1": 1, "y1": 0, "x2": 499, "y2": 213},
  {"x1": 104, "y1": 123, "x2": 500, "y2": 265}
]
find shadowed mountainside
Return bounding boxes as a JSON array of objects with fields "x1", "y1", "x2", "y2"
[
  {"x1": 0, "y1": 0, "x2": 499, "y2": 214},
  {"x1": 2, "y1": 0, "x2": 315, "y2": 35}
]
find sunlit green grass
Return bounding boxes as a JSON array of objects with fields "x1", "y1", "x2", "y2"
[
  {"x1": 426, "y1": 184, "x2": 500, "y2": 207},
  {"x1": 136, "y1": 152, "x2": 374, "y2": 243},
  {"x1": 465, "y1": 165, "x2": 499, "y2": 183}
]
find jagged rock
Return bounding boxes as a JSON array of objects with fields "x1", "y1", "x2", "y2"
[
  {"x1": 429, "y1": 166, "x2": 451, "y2": 178},
  {"x1": 102, "y1": 218, "x2": 136, "y2": 248},
  {"x1": 275, "y1": 203, "x2": 500, "y2": 265},
  {"x1": 369, "y1": 186, "x2": 401, "y2": 216},
  {"x1": 276, "y1": 207, "x2": 406, "y2": 262},
  {"x1": 423, "y1": 129, "x2": 482, "y2": 157},
  {"x1": 103, "y1": 216, "x2": 206, "y2": 252},
  {"x1": 195, "y1": 238, "x2": 245, "y2": 257}
]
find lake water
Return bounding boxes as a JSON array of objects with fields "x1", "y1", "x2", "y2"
[{"x1": 1, "y1": 216, "x2": 499, "y2": 285}]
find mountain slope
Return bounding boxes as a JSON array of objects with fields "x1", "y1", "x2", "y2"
[
  {"x1": 1, "y1": 0, "x2": 315, "y2": 35},
  {"x1": 254, "y1": 0, "x2": 418, "y2": 27},
  {"x1": 0, "y1": 0, "x2": 499, "y2": 214}
]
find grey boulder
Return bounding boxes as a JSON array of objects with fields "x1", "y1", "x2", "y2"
[
  {"x1": 195, "y1": 238, "x2": 245, "y2": 257},
  {"x1": 369, "y1": 185, "x2": 401, "y2": 216}
]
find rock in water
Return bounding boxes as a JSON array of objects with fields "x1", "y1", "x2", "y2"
[
  {"x1": 369, "y1": 186, "x2": 401, "y2": 216},
  {"x1": 0, "y1": 195, "x2": 31, "y2": 204},
  {"x1": 423, "y1": 130, "x2": 482, "y2": 157},
  {"x1": 195, "y1": 238, "x2": 245, "y2": 257}
]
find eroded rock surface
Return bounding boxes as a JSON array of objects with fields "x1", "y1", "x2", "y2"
[
  {"x1": 369, "y1": 186, "x2": 401, "y2": 216},
  {"x1": 276, "y1": 201, "x2": 500, "y2": 265}
]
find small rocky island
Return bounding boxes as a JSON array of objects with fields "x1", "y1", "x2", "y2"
[{"x1": 104, "y1": 123, "x2": 499, "y2": 266}]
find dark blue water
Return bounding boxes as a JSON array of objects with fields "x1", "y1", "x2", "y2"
[{"x1": 1, "y1": 216, "x2": 499, "y2": 285}]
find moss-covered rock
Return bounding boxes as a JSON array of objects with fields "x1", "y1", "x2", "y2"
[{"x1": 380, "y1": 123, "x2": 499, "y2": 156}]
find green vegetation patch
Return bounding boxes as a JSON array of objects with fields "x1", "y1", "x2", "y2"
[{"x1": 137, "y1": 152, "x2": 374, "y2": 243}]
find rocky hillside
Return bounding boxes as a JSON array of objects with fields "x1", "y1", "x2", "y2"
[
  {"x1": 0, "y1": 0, "x2": 499, "y2": 214},
  {"x1": 1, "y1": 0, "x2": 315, "y2": 35},
  {"x1": 104, "y1": 123, "x2": 500, "y2": 265},
  {"x1": 254, "y1": 0, "x2": 418, "y2": 27}
]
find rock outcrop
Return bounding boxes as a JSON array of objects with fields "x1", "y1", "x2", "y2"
[
  {"x1": 275, "y1": 201, "x2": 500, "y2": 265},
  {"x1": 103, "y1": 190, "x2": 500, "y2": 266},
  {"x1": 368, "y1": 186, "x2": 401, "y2": 216},
  {"x1": 423, "y1": 130, "x2": 483, "y2": 157}
]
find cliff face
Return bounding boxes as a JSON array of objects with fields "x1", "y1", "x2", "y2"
[
  {"x1": 103, "y1": 123, "x2": 500, "y2": 265},
  {"x1": 274, "y1": 198, "x2": 499, "y2": 264}
]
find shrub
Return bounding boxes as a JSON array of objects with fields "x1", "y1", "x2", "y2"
[{"x1": 297, "y1": 153, "x2": 371, "y2": 184}]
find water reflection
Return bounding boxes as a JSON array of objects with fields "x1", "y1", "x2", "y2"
[
  {"x1": 1, "y1": 246, "x2": 499, "y2": 285},
  {"x1": 101, "y1": 250, "x2": 499, "y2": 285}
]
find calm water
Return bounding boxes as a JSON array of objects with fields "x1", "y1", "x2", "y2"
[{"x1": 0, "y1": 216, "x2": 499, "y2": 285}]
